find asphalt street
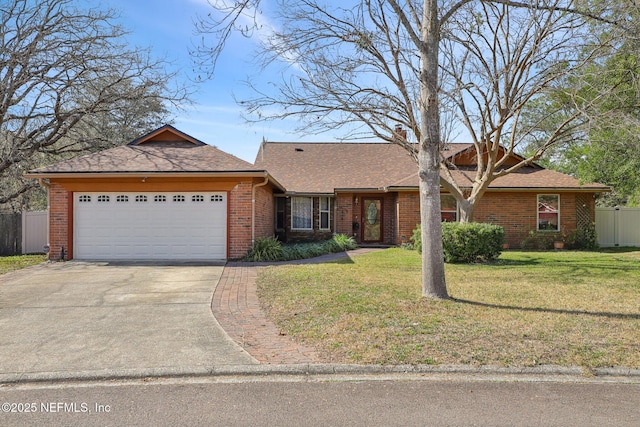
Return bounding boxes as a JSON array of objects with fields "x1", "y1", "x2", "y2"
[{"x1": 1, "y1": 375, "x2": 639, "y2": 426}]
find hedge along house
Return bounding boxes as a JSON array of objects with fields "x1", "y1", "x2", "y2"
[
  {"x1": 26, "y1": 125, "x2": 283, "y2": 261},
  {"x1": 254, "y1": 140, "x2": 609, "y2": 248}
]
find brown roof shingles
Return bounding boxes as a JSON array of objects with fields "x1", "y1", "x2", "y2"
[
  {"x1": 29, "y1": 142, "x2": 261, "y2": 175},
  {"x1": 256, "y1": 142, "x2": 608, "y2": 193}
]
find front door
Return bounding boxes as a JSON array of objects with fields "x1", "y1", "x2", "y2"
[{"x1": 362, "y1": 198, "x2": 383, "y2": 243}]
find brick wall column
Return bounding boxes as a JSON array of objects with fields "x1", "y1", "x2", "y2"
[{"x1": 48, "y1": 182, "x2": 69, "y2": 261}]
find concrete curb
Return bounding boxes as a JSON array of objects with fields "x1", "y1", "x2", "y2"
[{"x1": 2, "y1": 364, "x2": 639, "y2": 385}]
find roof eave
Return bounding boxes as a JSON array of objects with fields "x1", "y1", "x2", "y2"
[{"x1": 24, "y1": 170, "x2": 286, "y2": 191}]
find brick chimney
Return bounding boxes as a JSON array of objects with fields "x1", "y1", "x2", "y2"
[{"x1": 393, "y1": 124, "x2": 407, "y2": 141}]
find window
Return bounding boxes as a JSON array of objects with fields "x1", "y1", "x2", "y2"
[
  {"x1": 116, "y1": 195, "x2": 129, "y2": 203},
  {"x1": 441, "y1": 194, "x2": 458, "y2": 222},
  {"x1": 319, "y1": 197, "x2": 331, "y2": 230},
  {"x1": 211, "y1": 195, "x2": 224, "y2": 202},
  {"x1": 173, "y1": 195, "x2": 185, "y2": 202},
  {"x1": 135, "y1": 195, "x2": 148, "y2": 202},
  {"x1": 78, "y1": 195, "x2": 91, "y2": 203},
  {"x1": 538, "y1": 194, "x2": 560, "y2": 231},
  {"x1": 154, "y1": 195, "x2": 166, "y2": 203},
  {"x1": 192, "y1": 195, "x2": 204, "y2": 202},
  {"x1": 97, "y1": 195, "x2": 110, "y2": 203},
  {"x1": 291, "y1": 197, "x2": 312, "y2": 230},
  {"x1": 275, "y1": 197, "x2": 286, "y2": 230}
]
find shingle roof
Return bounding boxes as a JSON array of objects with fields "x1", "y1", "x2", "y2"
[
  {"x1": 254, "y1": 142, "x2": 420, "y2": 193},
  {"x1": 27, "y1": 125, "x2": 262, "y2": 175},
  {"x1": 255, "y1": 142, "x2": 609, "y2": 193},
  {"x1": 29, "y1": 142, "x2": 259, "y2": 174}
]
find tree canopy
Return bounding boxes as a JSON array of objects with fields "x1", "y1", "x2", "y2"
[
  {"x1": 194, "y1": 0, "x2": 633, "y2": 297},
  {"x1": 0, "y1": 0, "x2": 190, "y2": 211}
]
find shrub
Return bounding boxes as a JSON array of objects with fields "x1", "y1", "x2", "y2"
[
  {"x1": 568, "y1": 223, "x2": 599, "y2": 250},
  {"x1": 244, "y1": 234, "x2": 357, "y2": 262},
  {"x1": 332, "y1": 233, "x2": 358, "y2": 251},
  {"x1": 441, "y1": 222, "x2": 505, "y2": 263},
  {"x1": 411, "y1": 225, "x2": 422, "y2": 253},
  {"x1": 412, "y1": 222, "x2": 504, "y2": 263},
  {"x1": 244, "y1": 236, "x2": 283, "y2": 261},
  {"x1": 520, "y1": 230, "x2": 554, "y2": 250}
]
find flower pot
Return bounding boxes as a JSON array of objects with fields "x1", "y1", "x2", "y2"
[{"x1": 553, "y1": 241, "x2": 565, "y2": 250}]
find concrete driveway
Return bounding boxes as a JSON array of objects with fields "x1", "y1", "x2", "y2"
[{"x1": 0, "y1": 261, "x2": 257, "y2": 380}]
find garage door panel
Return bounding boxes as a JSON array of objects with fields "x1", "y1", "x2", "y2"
[{"x1": 74, "y1": 192, "x2": 227, "y2": 260}]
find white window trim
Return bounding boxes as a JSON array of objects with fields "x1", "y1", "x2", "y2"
[
  {"x1": 319, "y1": 197, "x2": 331, "y2": 230},
  {"x1": 537, "y1": 194, "x2": 560, "y2": 232},
  {"x1": 291, "y1": 196, "x2": 313, "y2": 231},
  {"x1": 441, "y1": 194, "x2": 458, "y2": 222}
]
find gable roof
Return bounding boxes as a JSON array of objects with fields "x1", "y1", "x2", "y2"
[
  {"x1": 256, "y1": 141, "x2": 609, "y2": 194},
  {"x1": 27, "y1": 125, "x2": 268, "y2": 177}
]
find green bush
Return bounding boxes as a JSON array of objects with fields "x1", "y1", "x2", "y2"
[
  {"x1": 520, "y1": 230, "x2": 554, "y2": 250},
  {"x1": 568, "y1": 224, "x2": 599, "y2": 250},
  {"x1": 441, "y1": 222, "x2": 505, "y2": 263},
  {"x1": 411, "y1": 225, "x2": 422, "y2": 253},
  {"x1": 244, "y1": 234, "x2": 357, "y2": 262},
  {"x1": 244, "y1": 236, "x2": 283, "y2": 261},
  {"x1": 412, "y1": 222, "x2": 504, "y2": 263}
]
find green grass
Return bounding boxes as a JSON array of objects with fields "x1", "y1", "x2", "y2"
[
  {"x1": 0, "y1": 254, "x2": 47, "y2": 275},
  {"x1": 257, "y1": 248, "x2": 640, "y2": 368}
]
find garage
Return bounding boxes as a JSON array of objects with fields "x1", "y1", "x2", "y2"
[{"x1": 74, "y1": 192, "x2": 227, "y2": 260}]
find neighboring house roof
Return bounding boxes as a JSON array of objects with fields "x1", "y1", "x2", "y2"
[
  {"x1": 256, "y1": 141, "x2": 609, "y2": 194},
  {"x1": 27, "y1": 125, "x2": 275, "y2": 181}
]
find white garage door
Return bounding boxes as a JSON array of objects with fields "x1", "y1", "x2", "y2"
[{"x1": 74, "y1": 192, "x2": 227, "y2": 260}]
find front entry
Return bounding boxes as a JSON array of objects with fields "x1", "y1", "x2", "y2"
[{"x1": 361, "y1": 198, "x2": 383, "y2": 243}]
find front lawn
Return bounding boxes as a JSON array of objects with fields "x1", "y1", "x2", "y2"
[
  {"x1": 0, "y1": 254, "x2": 47, "y2": 275},
  {"x1": 257, "y1": 249, "x2": 640, "y2": 369}
]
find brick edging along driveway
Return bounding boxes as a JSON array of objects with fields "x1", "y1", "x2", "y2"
[{"x1": 212, "y1": 262, "x2": 321, "y2": 364}]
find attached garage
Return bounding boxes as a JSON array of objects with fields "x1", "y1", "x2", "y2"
[
  {"x1": 74, "y1": 192, "x2": 227, "y2": 260},
  {"x1": 26, "y1": 125, "x2": 283, "y2": 261}
]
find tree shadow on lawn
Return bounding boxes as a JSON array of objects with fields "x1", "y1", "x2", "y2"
[{"x1": 452, "y1": 298, "x2": 640, "y2": 320}]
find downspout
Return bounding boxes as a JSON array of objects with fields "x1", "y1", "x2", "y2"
[
  {"x1": 252, "y1": 176, "x2": 270, "y2": 245},
  {"x1": 38, "y1": 178, "x2": 51, "y2": 256}
]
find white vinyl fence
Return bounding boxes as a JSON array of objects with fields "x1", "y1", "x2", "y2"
[
  {"x1": 595, "y1": 207, "x2": 640, "y2": 247},
  {"x1": 21, "y1": 210, "x2": 48, "y2": 254}
]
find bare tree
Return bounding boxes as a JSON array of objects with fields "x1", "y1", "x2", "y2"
[
  {"x1": 0, "y1": 0, "x2": 189, "y2": 209},
  {"x1": 193, "y1": 0, "x2": 625, "y2": 298}
]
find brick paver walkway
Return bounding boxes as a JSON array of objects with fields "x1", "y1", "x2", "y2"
[{"x1": 212, "y1": 249, "x2": 381, "y2": 364}]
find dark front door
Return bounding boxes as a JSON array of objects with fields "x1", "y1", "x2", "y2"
[{"x1": 362, "y1": 198, "x2": 383, "y2": 243}]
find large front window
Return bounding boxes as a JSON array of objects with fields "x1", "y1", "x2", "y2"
[
  {"x1": 538, "y1": 194, "x2": 560, "y2": 231},
  {"x1": 291, "y1": 197, "x2": 313, "y2": 230}
]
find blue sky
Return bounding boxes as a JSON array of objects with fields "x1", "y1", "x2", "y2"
[{"x1": 104, "y1": 0, "x2": 346, "y2": 162}]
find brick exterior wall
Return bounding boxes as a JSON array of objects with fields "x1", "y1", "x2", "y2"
[
  {"x1": 335, "y1": 193, "x2": 355, "y2": 238},
  {"x1": 396, "y1": 192, "x2": 421, "y2": 245},
  {"x1": 48, "y1": 182, "x2": 70, "y2": 261},
  {"x1": 473, "y1": 191, "x2": 582, "y2": 247},
  {"x1": 228, "y1": 181, "x2": 253, "y2": 259},
  {"x1": 253, "y1": 182, "x2": 275, "y2": 241}
]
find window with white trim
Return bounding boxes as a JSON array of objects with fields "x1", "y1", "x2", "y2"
[
  {"x1": 275, "y1": 197, "x2": 286, "y2": 230},
  {"x1": 192, "y1": 195, "x2": 204, "y2": 202},
  {"x1": 538, "y1": 194, "x2": 560, "y2": 231},
  {"x1": 78, "y1": 195, "x2": 91, "y2": 203},
  {"x1": 97, "y1": 195, "x2": 110, "y2": 203},
  {"x1": 135, "y1": 195, "x2": 148, "y2": 202},
  {"x1": 154, "y1": 195, "x2": 166, "y2": 203},
  {"x1": 319, "y1": 197, "x2": 331, "y2": 230},
  {"x1": 173, "y1": 195, "x2": 185, "y2": 202},
  {"x1": 116, "y1": 195, "x2": 129, "y2": 202},
  {"x1": 211, "y1": 195, "x2": 224, "y2": 202},
  {"x1": 291, "y1": 197, "x2": 313, "y2": 230},
  {"x1": 440, "y1": 194, "x2": 458, "y2": 222}
]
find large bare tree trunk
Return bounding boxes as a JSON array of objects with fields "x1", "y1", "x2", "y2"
[{"x1": 419, "y1": 0, "x2": 448, "y2": 299}]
